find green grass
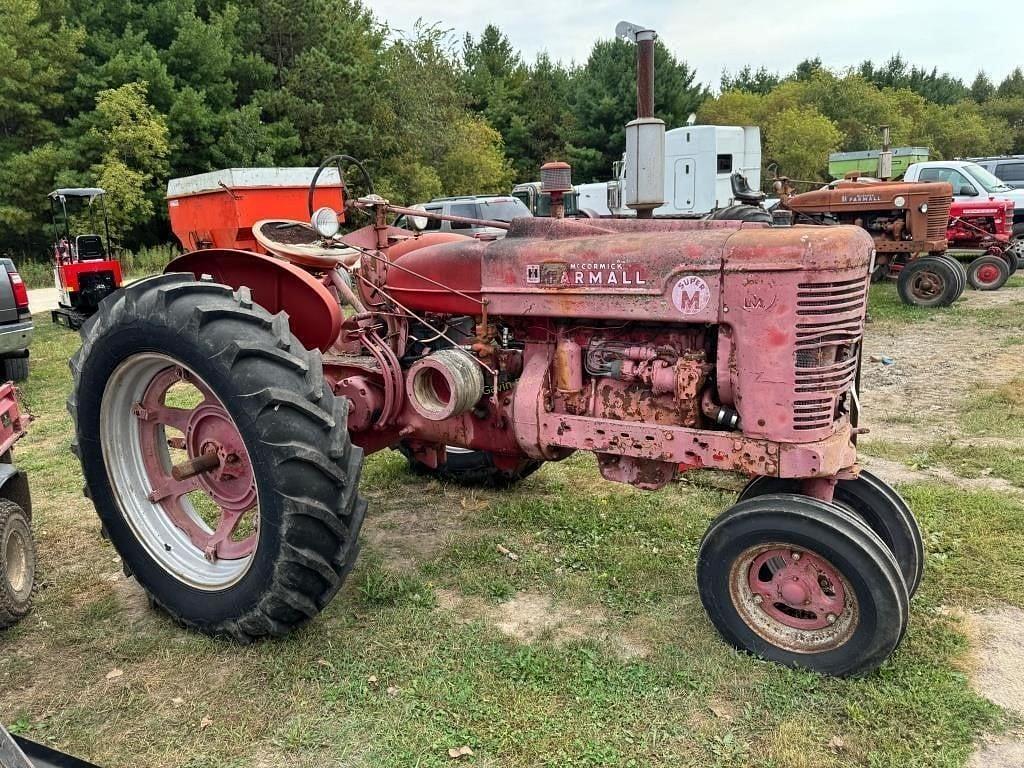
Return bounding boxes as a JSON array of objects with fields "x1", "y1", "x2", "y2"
[
  {"x1": 866, "y1": 275, "x2": 1024, "y2": 327},
  {"x1": 0, "y1": 314, "x2": 1019, "y2": 767}
]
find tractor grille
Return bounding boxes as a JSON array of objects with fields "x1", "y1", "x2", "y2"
[
  {"x1": 792, "y1": 276, "x2": 868, "y2": 431},
  {"x1": 927, "y1": 194, "x2": 953, "y2": 240}
]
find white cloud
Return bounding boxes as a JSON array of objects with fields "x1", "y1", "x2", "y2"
[{"x1": 371, "y1": 1, "x2": 1022, "y2": 85}]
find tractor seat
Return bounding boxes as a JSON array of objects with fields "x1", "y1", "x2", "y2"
[
  {"x1": 252, "y1": 219, "x2": 360, "y2": 269},
  {"x1": 76, "y1": 235, "x2": 106, "y2": 260},
  {"x1": 730, "y1": 173, "x2": 766, "y2": 204}
]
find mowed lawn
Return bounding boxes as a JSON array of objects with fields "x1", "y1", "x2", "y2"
[{"x1": 1, "y1": 280, "x2": 1023, "y2": 768}]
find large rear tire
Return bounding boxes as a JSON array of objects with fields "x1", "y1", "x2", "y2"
[
  {"x1": 399, "y1": 444, "x2": 542, "y2": 487},
  {"x1": 706, "y1": 204, "x2": 773, "y2": 224},
  {"x1": 69, "y1": 274, "x2": 366, "y2": 641},
  {"x1": 0, "y1": 499, "x2": 35, "y2": 628},
  {"x1": 698, "y1": 494, "x2": 908, "y2": 677}
]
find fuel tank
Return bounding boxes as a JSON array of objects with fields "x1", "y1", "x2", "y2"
[{"x1": 385, "y1": 217, "x2": 874, "y2": 324}]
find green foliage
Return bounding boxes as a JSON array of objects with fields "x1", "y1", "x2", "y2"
[{"x1": 764, "y1": 107, "x2": 842, "y2": 180}]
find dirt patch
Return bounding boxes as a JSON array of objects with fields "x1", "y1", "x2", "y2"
[
  {"x1": 861, "y1": 297, "x2": 1023, "y2": 447},
  {"x1": 860, "y1": 456, "x2": 1023, "y2": 496},
  {"x1": 435, "y1": 588, "x2": 649, "y2": 659},
  {"x1": 964, "y1": 607, "x2": 1024, "y2": 768}
]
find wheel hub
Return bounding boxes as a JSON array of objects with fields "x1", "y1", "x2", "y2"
[
  {"x1": 911, "y1": 270, "x2": 942, "y2": 299},
  {"x1": 976, "y1": 263, "x2": 1001, "y2": 285},
  {"x1": 729, "y1": 542, "x2": 859, "y2": 653}
]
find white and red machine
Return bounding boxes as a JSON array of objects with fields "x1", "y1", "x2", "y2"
[{"x1": 48, "y1": 188, "x2": 123, "y2": 329}]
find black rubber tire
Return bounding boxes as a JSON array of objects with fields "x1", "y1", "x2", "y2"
[
  {"x1": 706, "y1": 204, "x2": 773, "y2": 224},
  {"x1": 737, "y1": 470, "x2": 924, "y2": 596},
  {"x1": 939, "y1": 254, "x2": 968, "y2": 296},
  {"x1": 967, "y1": 254, "x2": 1010, "y2": 291},
  {"x1": 897, "y1": 257, "x2": 961, "y2": 307},
  {"x1": 1, "y1": 356, "x2": 28, "y2": 382},
  {"x1": 399, "y1": 443, "x2": 542, "y2": 488},
  {"x1": 0, "y1": 499, "x2": 35, "y2": 628},
  {"x1": 69, "y1": 274, "x2": 366, "y2": 641},
  {"x1": 697, "y1": 493, "x2": 908, "y2": 677}
]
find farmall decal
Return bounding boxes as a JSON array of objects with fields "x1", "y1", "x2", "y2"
[
  {"x1": 840, "y1": 193, "x2": 882, "y2": 203},
  {"x1": 672, "y1": 275, "x2": 711, "y2": 315},
  {"x1": 525, "y1": 261, "x2": 647, "y2": 287}
]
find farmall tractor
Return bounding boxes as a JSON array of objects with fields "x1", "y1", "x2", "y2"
[
  {"x1": 946, "y1": 198, "x2": 1018, "y2": 291},
  {"x1": 765, "y1": 175, "x2": 961, "y2": 308},
  {"x1": 67, "y1": 159, "x2": 922, "y2": 677}
]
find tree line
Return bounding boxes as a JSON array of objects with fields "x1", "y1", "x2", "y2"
[{"x1": 3, "y1": 0, "x2": 1024, "y2": 258}]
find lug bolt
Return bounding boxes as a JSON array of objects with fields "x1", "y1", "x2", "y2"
[
  {"x1": 826, "y1": 613, "x2": 837, "y2": 624},
  {"x1": 791, "y1": 552, "x2": 801, "y2": 561},
  {"x1": 752, "y1": 594, "x2": 763, "y2": 605}
]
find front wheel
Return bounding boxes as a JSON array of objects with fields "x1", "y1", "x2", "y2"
[
  {"x1": 896, "y1": 257, "x2": 962, "y2": 307},
  {"x1": 967, "y1": 254, "x2": 1010, "y2": 291},
  {"x1": 70, "y1": 274, "x2": 366, "y2": 640},
  {"x1": 697, "y1": 494, "x2": 908, "y2": 677},
  {"x1": 0, "y1": 499, "x2": 35, "y2": 628}
]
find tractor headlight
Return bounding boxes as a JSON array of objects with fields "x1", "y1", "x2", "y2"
[
  {"x1": 311, "y1": 207, "x2": 340, "y2": 238},
  {"x1": 894, "y1": 195, "x2": 906, "y2": 208},
  {"x1": 919, "y1": 203, "x2": 928, "y2": 213}
]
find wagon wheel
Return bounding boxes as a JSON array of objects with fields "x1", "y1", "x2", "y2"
[
  {"x1": 697, "y1": 493, "x2": 908, "y2": 677},
  {"x1": 70, "y1": 274, "x2": 366, "y2": 640},
  {"x1": 737, "y1": 470, "x2": 923, "y2": 595}
]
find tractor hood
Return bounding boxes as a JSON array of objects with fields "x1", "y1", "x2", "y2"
[{"x1": 384, "y1": 217, "x2": 875, "y2": 323}]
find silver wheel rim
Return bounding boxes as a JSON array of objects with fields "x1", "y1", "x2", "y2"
[
  {"x1": 100, "y1": 353, "x2": 257, "y2": 590},
  {"x1": 3, "y1": 522, "x2": 30, "y2": 598}
]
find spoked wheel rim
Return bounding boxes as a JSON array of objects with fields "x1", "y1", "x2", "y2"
[
  {"x1": 909, "y1": 269, "x2": 945, "y2": 301},
  {"x1": 100, "y1": 353, "x2": 259, "y2": 590},
  {"x1": 728, "y1": 542, "x2": 859, "y2": 653}
]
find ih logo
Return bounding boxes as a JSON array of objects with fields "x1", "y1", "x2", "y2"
[{"x1": 672, "y1": 275, "x2": 711, "y2": 315}]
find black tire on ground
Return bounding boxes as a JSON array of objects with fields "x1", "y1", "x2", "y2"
[
  {"x1": 0, "y1": 499, "x2": 35, "y2": 628},
  {"x1": 706, "y1": 204, "x2": 774, "y2": 224},
  {"x1": 1, "y1": 356, "x2": 28, "y2": 382},
  {"x1": 737, "y1": 470, "x2": 924, "y2": 596},
  {"x1": 69, "y1": 274, "x2": 366, "y2": 641},
  {"x1": 697, "y1": 493, "x2": 908, "y2": 677},
  {"x1": 967, "y1": 254, "x2": 1010, "y2": 291},
  {"x1": 939, "y1": 254, "x2": 968, "y2": 296},
  {"x1": 896, "y1": 257, "x2": 961, "y2": 307},
  {"x1": 399, "y1": 444, "x2": 542, "y2": 487}
]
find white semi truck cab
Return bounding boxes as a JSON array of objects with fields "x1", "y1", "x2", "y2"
[{"x1": 576, "y1": 125, "x2": 762, "y2": 217}]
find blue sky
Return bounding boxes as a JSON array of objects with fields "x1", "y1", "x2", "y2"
[{"x1": 369, "y1": 1, "x2": 1021, "y2": 88}]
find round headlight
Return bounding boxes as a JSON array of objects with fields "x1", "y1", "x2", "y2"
[
  {"x1": 311, "y1": 207, "x2": 340, "y2": 238},
  {"x1": 894, "y1": 195, "x2": 906, "y2": 208},
  {"x1": 919, "y1": 203, "x2": 928, "y2": 213}
]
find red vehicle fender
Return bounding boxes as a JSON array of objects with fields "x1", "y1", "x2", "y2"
[{"x1": 165, "y1": 249, "x2": 342, "y2": 352}]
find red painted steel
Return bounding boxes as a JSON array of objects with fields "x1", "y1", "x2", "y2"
[
  {"x1": 166, "y1": 249, "x2": 341, "y2": 352},
  {"x1": 61, "y1": 260, "x2": 122, "y2": 293}
]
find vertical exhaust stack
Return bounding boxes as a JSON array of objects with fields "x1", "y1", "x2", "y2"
[
  {"x1": 541, "y1": 161, "x2": 572, "y2": 219},
  {"x1": 616, "y1": 21, "x2": 665, "y2": 219}
]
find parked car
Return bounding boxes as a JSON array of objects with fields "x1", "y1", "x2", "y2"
[
  {"x1": 396, "y1": 195, "x2": 532, "y2": 238},
  {"x1": 969, "y1": 155, "x2": 1024, "y2": 190},
  {"x1": 0, "y1": 260, "x2": 32, "y2": 381}
]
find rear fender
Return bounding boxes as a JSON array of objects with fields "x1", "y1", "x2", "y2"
[
  {"x1": 165, "y1": 249, "x2": 342, "y2": 352},
  {"x1": 0, "y1": 462, "x2": 30, "y2": 519}
]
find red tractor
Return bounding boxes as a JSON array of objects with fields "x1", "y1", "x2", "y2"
[
  {"x1": 68, "y1": 159, "x2": 921, "y2": 677},
  {"x1": 946, "y1": 198, "x2": 1018, "y2": 291},
  {"x1": 48, "y1": 188, "x2": 123, "y2": 329}
]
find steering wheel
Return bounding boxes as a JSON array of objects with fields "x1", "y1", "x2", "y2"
[{"x1": 307, "y1": 154, "x2": 375, "y2": 217}]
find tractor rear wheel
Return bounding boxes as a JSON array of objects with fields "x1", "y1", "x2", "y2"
[
  {"x1": 697, "y1": 493, "x2": 908, "y2": 677},
  {"x1": 706, "y1": 204, "x2": 774, "y2": 224},
  {"x1": 737, "y1": 470, "x2": 923, "y2": 596},
  {"x1": 967, "y1": 255, "x2": 1010, "y2": 291},
  {"x1": 896, "y1": 256, "x2": 961, "y2": 307},
  {"x1": 399, "y1": 444, "x2": 542, "y2": 487},
  {"x1": 0, "y1": 499, "x2": 35, "y2": 628},
  {"x1": 69, "y1": 274, "x2": 366, "y2": 641}
]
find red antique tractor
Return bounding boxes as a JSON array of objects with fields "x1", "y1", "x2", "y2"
[
  {"x1": 68, "y1": 158, "x2": 921, "y2": 677},
  {"x1": 945, "y1": 198, "x2": 1018, "y2": 291},
  {"x1": 48, "y1": 188, "x2": 123, "y2": 329}
]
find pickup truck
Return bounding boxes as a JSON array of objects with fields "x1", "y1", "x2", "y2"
[
  {"x1": 0, "y1": 260, "x2": 31, "y2": 381},
  {"x1": 904, "y1": 160, "x2": 1024, "y2": 249}
]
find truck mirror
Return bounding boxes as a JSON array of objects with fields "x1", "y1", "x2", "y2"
[{"x1": 959, "y1": 185, "x2": 978, "y2": 197}]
